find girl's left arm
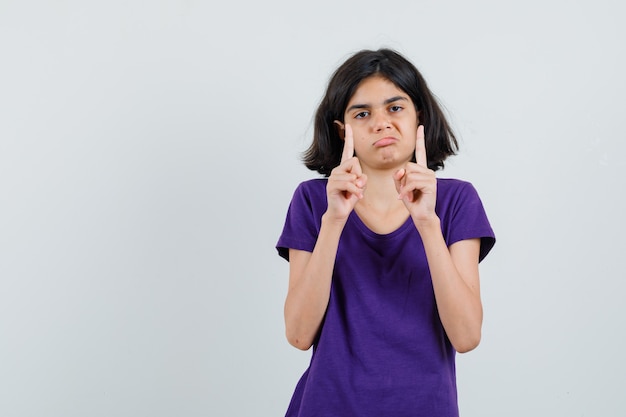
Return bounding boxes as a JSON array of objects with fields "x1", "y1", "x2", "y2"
[
  {"x1": 416, "y1": 220, "x2": 483, "y2": 353},
  {"x1": 395, "y1": 126, "x2": 483, "y2": 353}
]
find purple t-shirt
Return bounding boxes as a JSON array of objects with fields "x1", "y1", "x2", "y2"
[{"x1": 276, "y1": 178, "x2": 495, "y2": 417}]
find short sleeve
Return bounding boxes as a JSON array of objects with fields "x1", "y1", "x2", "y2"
[
  {"x1": 276, "y1": 180, "x2": 327, "y2": 261},
  {"x1": 438, "y1": 180, "x2": 496, "y2": 262}
]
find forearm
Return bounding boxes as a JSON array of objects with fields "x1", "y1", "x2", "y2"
[
  {"x1": 415, "y1": 216, "x2": 483, "y2": 353},
  {"x1": 284, "y1": 214, "x2": 346, "y2": 350}
]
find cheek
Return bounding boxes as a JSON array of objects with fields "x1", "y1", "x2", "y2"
[
  {"x1": 407, "y1": 118, "x2": 419, "y2": 132},
  {"x1": 352, "y1": 133, "x2": 369, "y2": 155},
  {"x1": 350, "y1": 127, "x2": 366, "y2": 142}
]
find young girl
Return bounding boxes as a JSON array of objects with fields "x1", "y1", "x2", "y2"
[{"x1": 276, "y1": 48, "x2": 495, "y2": 417}]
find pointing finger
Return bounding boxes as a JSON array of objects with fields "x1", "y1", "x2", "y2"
[
  {"x1": 393, "y1": 168, "x2": 405, "y2": 197},
  {"x1": 341, "y1": 124, "x2": 355, "y2": 163},
  {"x1": 415, "y1": 125, "x2": 427, "y2": 167}
]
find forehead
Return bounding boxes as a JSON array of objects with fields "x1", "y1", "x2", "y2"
[{"x1": 347, "y1": 76, "x2": 409, "y2": 105}]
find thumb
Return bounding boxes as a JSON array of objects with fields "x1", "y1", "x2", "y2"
[{"x1": 393, "y1": 168, "x2": 405, "y2": 196}]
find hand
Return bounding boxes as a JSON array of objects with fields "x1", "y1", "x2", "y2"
[
  {"x1": 326, "y1": 124, "x2": 367, "y2": 222},
  {"x1": 393, "y1": 125, "x2": 437, "y2": 222}
]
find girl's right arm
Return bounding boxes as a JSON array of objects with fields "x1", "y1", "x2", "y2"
[
  {"x1": 284, "y1": 217, "x2": 345, "y2": 350},
  {"x1": 284, "y1": 125, "x2": 366, "y2": 350}
]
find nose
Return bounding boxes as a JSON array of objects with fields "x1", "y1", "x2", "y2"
[{"x1": 371, "y1": 111, "x2": 391, "y2": 132}]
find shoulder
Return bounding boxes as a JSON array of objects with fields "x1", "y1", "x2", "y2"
[
  {"x1": 435, "y1": 177, "x2": 488, "y2": 223},
  {"x1": 436, "y1": 177, "x2": 496, "y2": 260},
  {"x1": 277, "y1": 178, "x2": 328, "y2": 259},
  {"x1": 295, "y1": 178, "x2": 328, "y2": 193},
  {"x1": 436, "y1": 177, "x2": 479, "y2": 201},
  {"x1": 436, "y1": 177, "x2": 473, "y2": 189},
  {"x1": 287, "y1": 178, "x2": 328, "y2": 214},
  {"x1": 291, "y1": 178, "x2": 328, "y2": 203}
]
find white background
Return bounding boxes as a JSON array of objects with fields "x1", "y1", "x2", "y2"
[{"x1": 1, "y1": 1, "x2": 625, "y2": 416}]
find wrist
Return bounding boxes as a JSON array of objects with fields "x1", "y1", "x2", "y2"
[
  {"x1": 412, "y1": 214, "x2": 441, "y2": 234},
  {"x1": 321, "y1": 212, "x2": 349, "y2": 230}
]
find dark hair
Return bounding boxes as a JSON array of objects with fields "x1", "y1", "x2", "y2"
[{"x1": 303, "y1": 48, "x2": 458, "y2": 176}]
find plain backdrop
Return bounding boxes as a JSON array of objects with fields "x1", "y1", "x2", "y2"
[{"x1": 1, "y1": 1, "x2": 625, "y2": 416}]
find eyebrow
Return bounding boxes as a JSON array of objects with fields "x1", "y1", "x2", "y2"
[{"x1": 346, "y1": 95, "x2": 409, "y2": 113}]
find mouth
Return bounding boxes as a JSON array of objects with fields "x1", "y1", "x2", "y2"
[{"x1": 373, "y1": 137, "x2": 398, "y2": 148}]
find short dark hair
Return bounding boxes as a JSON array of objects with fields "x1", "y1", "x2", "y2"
[{"x1": 303, "y1": 48, "x2": 458, "y2": 176}]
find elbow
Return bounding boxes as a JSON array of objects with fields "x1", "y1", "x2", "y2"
[
  {"x1": 286, "y1": 331, "x2": 313, "y2": 351},
  {"x1": 284, "y1": 303, "x2": 322, "y2": 351},
  {"x1": 284, "y1": 309, "x2": 318, "y2": 351},
  {"x1": 453, "y1": 332, "x2": 481, "y2": 354},
  {"x1": 285, "y1": 318, "x2": 314, "y2": 350}
]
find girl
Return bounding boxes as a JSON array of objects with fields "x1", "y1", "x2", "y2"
[{"x1": 276, "y1": 48, "x2": 495, "y2": 417}]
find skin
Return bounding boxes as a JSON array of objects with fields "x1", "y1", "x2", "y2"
[{"x1": 284, "y1": 76, "x2": 483, "y2": 353}]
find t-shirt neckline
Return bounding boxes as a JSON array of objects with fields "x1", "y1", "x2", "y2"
[{"x1": 348, "y1": 210, "x2": 414, "y2": 240}]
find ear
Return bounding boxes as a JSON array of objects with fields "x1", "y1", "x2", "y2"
[{"x1": 333, "y1": 120, "x2": 345, "y2": 140}]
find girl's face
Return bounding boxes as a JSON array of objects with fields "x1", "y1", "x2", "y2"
[{"x1": 341, "y1": 75, "x2": 419, "y2": 171}]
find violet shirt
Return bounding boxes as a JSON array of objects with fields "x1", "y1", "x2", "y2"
[{"x1": 276, "y1": 178, "x2": 495, "y2": 417}]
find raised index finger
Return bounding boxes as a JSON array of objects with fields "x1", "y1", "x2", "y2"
[
  {"x1": 341, "y1": 124, "x2": 355, "y2": 163},
  {"x1": 415, "y1": 125, "x2": 427, "y2": 167}
]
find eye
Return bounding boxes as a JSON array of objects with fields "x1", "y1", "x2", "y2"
[
  {"x1": 354, "y1": 111, "x2": 369, "y2": 119},
  {"x1": 389, "y1": 105, "x2": 403, "y2": 113}
]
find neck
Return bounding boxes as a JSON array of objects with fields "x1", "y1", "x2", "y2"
[
  {"x1": 358, "y1": 167, "x2": 404, "y2": 210},
  {"x1": 354, "y1": 167, "x2": 410, "y2": 233}
]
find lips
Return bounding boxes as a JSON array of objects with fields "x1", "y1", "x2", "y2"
[{"x1": 373, "y1": 137, "x2": 398, "y2": 147}]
